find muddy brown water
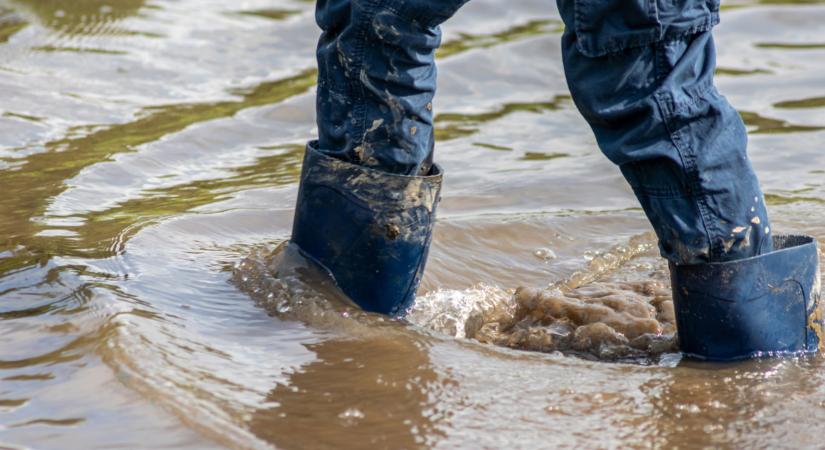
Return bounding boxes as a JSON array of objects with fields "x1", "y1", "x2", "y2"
[{"x1": 2, "y1": 0, "x2": 825, "y2": 448}]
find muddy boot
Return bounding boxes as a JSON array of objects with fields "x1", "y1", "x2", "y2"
[
  {"x1": 670, "y1": 235, "x2": 822, "y2": 361},
  {"x1": 290, "y1": 142, "x2": 443, "y2": 316}
]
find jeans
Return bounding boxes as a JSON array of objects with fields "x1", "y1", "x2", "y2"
[{"x1": 313, "y1": 0, "x2": 773, "y2": 265}]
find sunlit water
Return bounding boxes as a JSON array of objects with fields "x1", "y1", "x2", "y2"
[{"x1": 1, "y1": 0, "x2": 825, "y2": 448}]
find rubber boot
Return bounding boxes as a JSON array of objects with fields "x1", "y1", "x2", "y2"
[
  {"x1": 290, "y1": 142, "x2": 443, "y2": 316},
  {"x1": 671, "y1": 235, "x2": 822, "y2": 361}
]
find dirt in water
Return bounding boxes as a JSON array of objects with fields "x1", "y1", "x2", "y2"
[
  {"x1": 478, "y1": 280, "x2": 677, "y2": 361},
  {"x1": 409, "y1": 233, "x2": 679, "y2": 363}
]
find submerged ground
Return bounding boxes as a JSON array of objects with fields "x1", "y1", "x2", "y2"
[{"x1": 1, "y1": 0, "x2": 825, "y2": 448}]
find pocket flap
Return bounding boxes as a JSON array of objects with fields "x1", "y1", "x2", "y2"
[{"x1": 574, "y1": 0, "x2": 720, "y2": 57}]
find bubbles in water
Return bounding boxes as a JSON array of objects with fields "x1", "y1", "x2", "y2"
[{"x1": 338, "y1": 407, "x2": 365, "y2": 424}]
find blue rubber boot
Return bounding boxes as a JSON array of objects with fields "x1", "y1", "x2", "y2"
[
  {"x1": 671, "y1": 235, "x2": 822, "y2": 361},
  {"x1": 290, "y1": 141, "x2": 443, "y2": 316}
]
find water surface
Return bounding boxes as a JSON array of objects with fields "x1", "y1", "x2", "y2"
[{"x1": 1, "y1": 0, "x2": 825, "y2": 448}]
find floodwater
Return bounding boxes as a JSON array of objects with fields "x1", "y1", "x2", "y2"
[{"x1": 1, "y1": 0, "x2": 825, "y2": 448}]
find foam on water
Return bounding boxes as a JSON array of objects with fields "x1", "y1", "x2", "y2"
[{"x1": 405, "y1": 232, "x2": 679, "y2": 362}]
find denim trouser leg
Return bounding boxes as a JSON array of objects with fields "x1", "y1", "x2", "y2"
[
  {"x1": 556, "y1": 0, "x2": 772, "y2": 265},
  {"x1": 305, "y1": 1, "x2": 822, "y2": 356},
  {"x1": 315, "y1": 0, "x2": 469, "y2": 176},
  {"x1": 315, "y1": 0, "x2": 772, "y2": 266}
]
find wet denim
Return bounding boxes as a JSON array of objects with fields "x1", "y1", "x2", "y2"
[
  {"x1": 316, "y1": 0, "x2": 469, "y2": 176},
  {"x1": 313, "y1": 0, "x2": 772, "y2": 265}
]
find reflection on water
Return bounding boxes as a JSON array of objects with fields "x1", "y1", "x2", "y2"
[
  {"x1": 435, "y1": 96, "x2": 571, "y2": 141},
  {"x1": 775, "y1": 96, "x2": 825, "y2": 108},
  {"x1": 756, "y1": 41, "x2": 825, "y2": 49},
  {"x1": 1, "y1": 0, "x2": 825, "y2": 448},
  {"x1": 437, "y1": 18, "x2": 563, "y2": 58},
  {"x1": 8, "y1": 0, "x2": 145, "y2": 35},
  {"x1": 0, "y1": 6, "x2": 26, "y2": 43},
  {"x1": 716, "y1": 66, "x2": 773, "y2": 76},
  {"x1": 642, "y1": 357, "x2": 825, "y2": 448},
  {"x1": 740, "y1": 110, "x2": 825, "y2": 134},
  {"x1": 248, "y1": 338, "x2": 447, "y2": 450},
  {"x1": 235, "y1": 9, "x2": 302, "y2": 22}
]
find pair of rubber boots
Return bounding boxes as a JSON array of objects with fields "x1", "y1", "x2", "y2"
[{"x1": 290, "y1": 143, "x2": 823, "y2": 361}]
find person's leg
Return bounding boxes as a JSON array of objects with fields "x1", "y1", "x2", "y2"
[
  {"x1": 290, "y1": 0, "x2": 470, "y2": 315},
  {"x1": 316, "y1": 0, "x2": 469, "y2": 176},
  {"x1": 556, "y1": 0, "x2": 821, "y2": 359},
  {"x1": 556, "y1": 0, "x2": 769, "y2": 265}
]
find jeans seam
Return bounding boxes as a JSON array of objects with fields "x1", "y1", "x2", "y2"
[{"x1": 654, "y1": 40, "x2": 667, "y2": 83}]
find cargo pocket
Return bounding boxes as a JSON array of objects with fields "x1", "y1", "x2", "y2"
[
  {"x1": 387, "y1": 0, "x2": 471, "y2": 28},
  {"x1": 573, "y1": 0, "x2": 721, "y2": 57}
]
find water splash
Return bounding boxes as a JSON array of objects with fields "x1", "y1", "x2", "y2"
[
  {"x1": 238, "y1": 233, "x2": 679, "y2": 363},
  {"x1": 406, "y1": 284, "x2": 516, "y2": 339},
  {"x1": 407, "y1": 233, "x2": 679, "y2": 363},
  {"x1": 232, "y1": 242, "x2": 409, "y2": 339}
]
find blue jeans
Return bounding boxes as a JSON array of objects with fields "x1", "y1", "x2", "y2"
[{"x1": 313, "y1": 0, "x2": 772, "y2": 265}]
